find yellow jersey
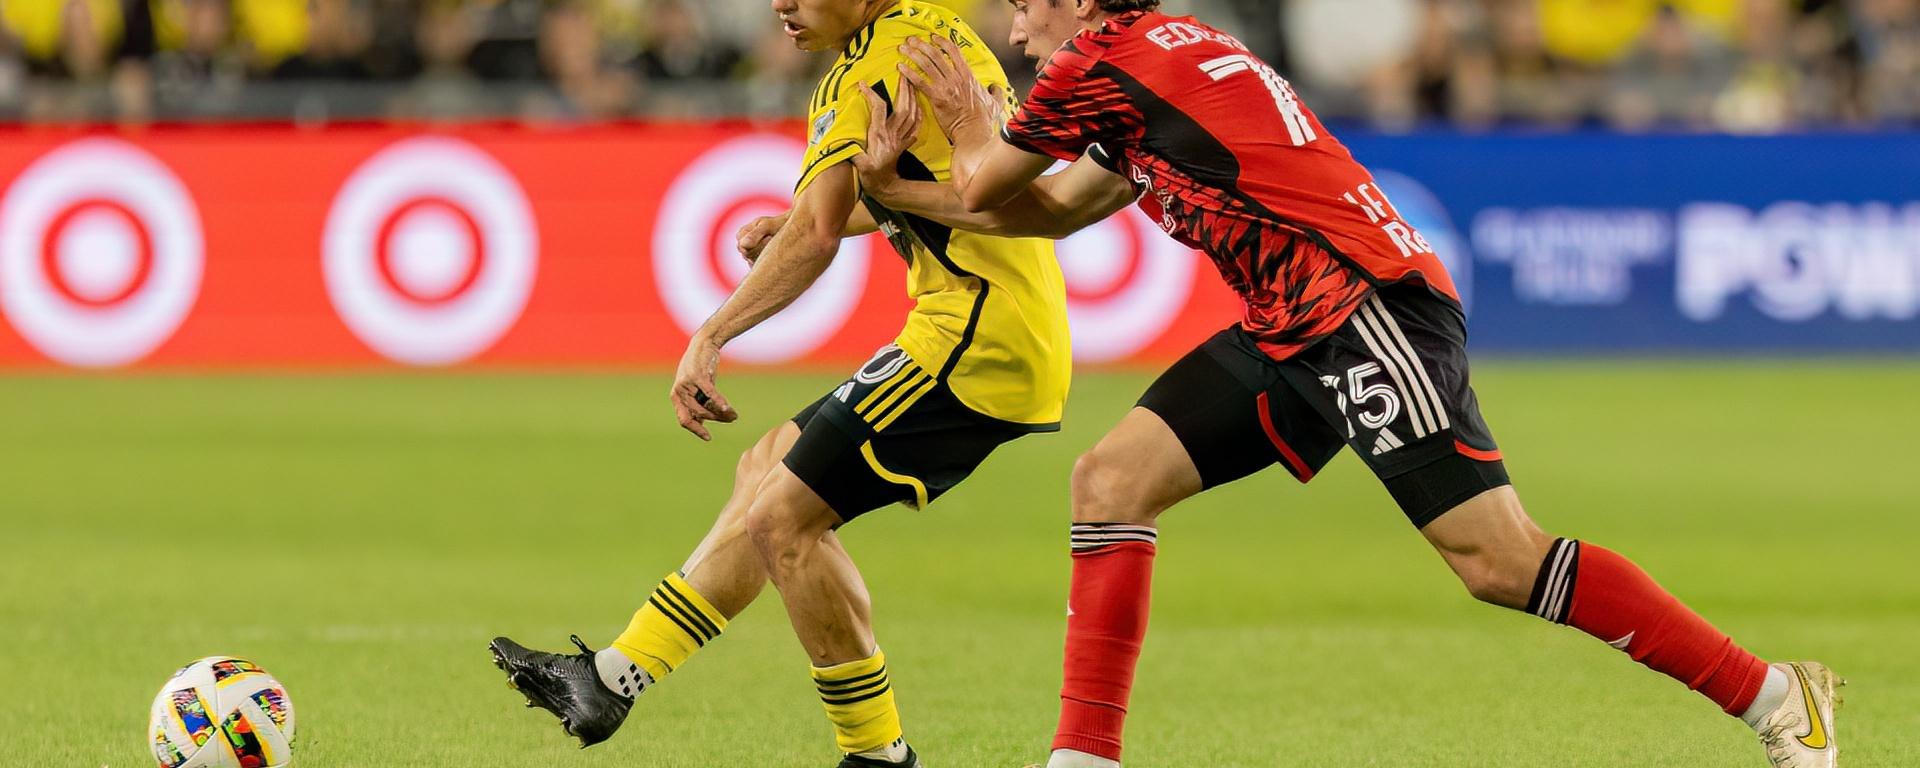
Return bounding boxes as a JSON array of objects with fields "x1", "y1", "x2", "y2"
[{"x1": 797, "y1": 0, "x2": 1071, "y2": 430}]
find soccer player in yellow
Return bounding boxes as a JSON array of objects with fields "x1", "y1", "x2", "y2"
[{"x1": 487, "y1": 2, "x2": 1088, "y2": 765}]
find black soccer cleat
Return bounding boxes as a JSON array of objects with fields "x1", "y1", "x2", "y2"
[
  {"x1": 837, "y1": 745, "x2": 921, "y2": 768},
  {"x1": 489, "y1": 634, "x2": 636, "y2": 748}
]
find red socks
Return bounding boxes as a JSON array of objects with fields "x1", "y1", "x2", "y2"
[
  {"x1": 1529, "y1": 539, "x2": 1770, "y2": 715},
  {"x1": 1054, "y1": 524, "x2": 1158, "y2": 761}
]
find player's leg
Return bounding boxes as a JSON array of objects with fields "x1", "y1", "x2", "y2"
[
  {"x1": 1047, "y1": 409, "x2": 1195, "y2": 768},
  {"x1": 742, "y1": 467, "x2": 912, "y2": 766},
  {"x1": 1421, "y1": 487, "x2": 1839, "y2": 766},
  {"x1": 742, "y1": 349, "x2": 1025, "y2": 767},
  {"x1": 1050, "y1": 330, "x2": 1345, "y2": 768},
  {"x1": 594, "y1": 419, "x2": 827, "y2": 696},
  {"x1": 489, "y1": 418, "x2": 818, "y2": 746},
  {"x1": 1320, "y1": 286, "x2": 1836, "y2": 766}
]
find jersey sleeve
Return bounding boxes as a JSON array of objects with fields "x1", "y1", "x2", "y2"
[
  {"x1": 1002, "y1": 33, "x2": 1141, "y2": 163},
  {"x1": 796, "y1": 72, "x2": 876, "y2": 196}
]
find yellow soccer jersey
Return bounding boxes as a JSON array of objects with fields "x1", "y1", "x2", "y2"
[{"x1": 796, "y1": 0, "x2": 1071, "y2": 429}]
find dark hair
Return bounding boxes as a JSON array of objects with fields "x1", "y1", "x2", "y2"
[{"x1": 1095, "y1": 0, "x2": 1161, "y2": 10}]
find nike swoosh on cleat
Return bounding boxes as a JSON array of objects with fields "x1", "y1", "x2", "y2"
[
  {"x1": 1606, "y1": 632, "x2": 1634, "y2": 650},
  {"x1": 1792, "y1": 664, "x2": 1830, "y2": 750}
]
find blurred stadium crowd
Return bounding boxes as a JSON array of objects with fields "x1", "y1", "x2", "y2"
[{"x1": 1, "y1": 0, "x2": 1916, "y2": 129}]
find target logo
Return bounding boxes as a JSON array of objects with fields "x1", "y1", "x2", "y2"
[
  {"x1": 1056, "y1": 207, "x2": 1198, "y2": 362},
  {"x1": 324, "y1": 137, "x2": 537, "y2": 366},
  {"x1": 0, "y1": 139, "x2": 204, "y2": 368},
  {"x1": 654, "y1": 135, "x2": 870, "y2": 363}
]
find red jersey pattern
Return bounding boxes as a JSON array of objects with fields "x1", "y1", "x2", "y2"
[{"x1": 1004, "y1": 11, "x2": 1459, "y2": 361}]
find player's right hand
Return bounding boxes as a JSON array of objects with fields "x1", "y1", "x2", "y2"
[
  {"x1": 736, "y1": 212, "x2": 788, "y2": 265},
  {"x1": 670, "y1": 335, "x2": 738, "y2": 442}
]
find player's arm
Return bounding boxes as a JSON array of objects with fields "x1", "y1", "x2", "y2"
[
  {"x1": 671, "y1": 162, "x2": 860, "y2": 440},
  {"x1": 852, "y1": 79, "x2": 1132, "y2": 239},
  {"x1": 736, "y1": 206, "x2": 877, "y2": 265},
  {"x1": 898, "y1": 36, "x2": 1080, "y2": 213}
]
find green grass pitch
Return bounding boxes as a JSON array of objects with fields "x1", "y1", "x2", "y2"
[{"x1": 4, "y1": 364, "x2": 1917, "y2": 767}]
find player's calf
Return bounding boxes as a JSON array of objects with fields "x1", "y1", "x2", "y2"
[{"x1": 1422, "y1": 486, "x2": 1553, "y2": 609}]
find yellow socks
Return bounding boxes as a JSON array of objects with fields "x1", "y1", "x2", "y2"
[
  {"x1": 605, "y1": 572, "x2": 728, "y2": 692},
  {"x1": 812, "y1": 648, "x2": 904, "y2": 755}
]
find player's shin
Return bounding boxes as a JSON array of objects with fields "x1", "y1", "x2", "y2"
[
  {"x1": 600, "y1": 572, "x2": 731, "y2": 698},
  {"x1": 1526, "y1": 539, "x2": 1785, "y2": 719},
  {"x1": 1053, "y1": 523, "x2": 1159, "y2": 765}
]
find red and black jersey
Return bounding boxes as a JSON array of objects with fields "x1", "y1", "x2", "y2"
[{"x1": 1003, "y1": 11, "x2": 1459, "y2": 361}]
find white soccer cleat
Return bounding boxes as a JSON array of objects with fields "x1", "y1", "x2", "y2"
[{"x1": 1755, "y1": 662, "x2": 1844, "y2": 767}]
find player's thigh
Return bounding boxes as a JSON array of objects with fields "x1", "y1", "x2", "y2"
[
  {"x1": 781, "y1": 345, "x2": 1030, "y2": 523},
  {"x1": 1278, "y1": 285, "x2": 1510, "y2": 528},
  {"x1": 1122, "y1": 327, "x2": 1346, "y2": 515},
  {"x1": 735, "y1": 420, "x2": 804, "y2": 494}
]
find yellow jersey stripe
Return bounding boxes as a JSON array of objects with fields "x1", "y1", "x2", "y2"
[
  {"x1": 854, "y1": 363, "x2": 922, "y2": 414},
  {"x1": 796, "y1": 139, "x2": 864, "y2": 194},
  {"x1": 861, "y1": 370, "x2": 930, "y2": 422},
  {"x1": 859, "y1": 442, "x2": 929, "y2": 509},
  {"x1": 872, "y1": 377, "x2": 938, "y2": 432}
]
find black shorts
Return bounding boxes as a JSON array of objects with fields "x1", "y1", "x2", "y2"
[
  {"x1": 1139, "y1": 284, "x2": 1509, "y2": 527},
  {"x1": 783, "y1": 344, "x2": 1040, "y2": 522}
]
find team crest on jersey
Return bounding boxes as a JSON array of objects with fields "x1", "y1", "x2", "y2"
[{"x1": 810, "y1": 109, "x2": 837, "y2": 145}]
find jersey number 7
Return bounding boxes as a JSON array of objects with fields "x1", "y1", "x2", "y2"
[{"x1": 1198, "y1": 54, "x2": 1318, "y2": 147}]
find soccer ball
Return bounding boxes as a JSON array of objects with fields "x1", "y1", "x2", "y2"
[{"x1": 147, "y1": 657, "x2": 297, "y2": 768}]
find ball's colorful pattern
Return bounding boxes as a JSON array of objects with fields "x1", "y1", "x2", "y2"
[{"x1": 147, "y1": 657, "x2": 296, "y2": 768}]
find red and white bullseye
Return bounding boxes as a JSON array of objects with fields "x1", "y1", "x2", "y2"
[
  {"x1": 323, "y1": 137, "x2": 537, "y2": 366},
  {"x1": 0, "y1": 138, "x2": 204, "y2": 368},
  {"x1": 1056, "y1": 208, "x2": 1198, "y2": 363},
  {"x1": 42, "y1": 200, "x2": 155, "y2": 308},
  {"x1": 375, "y1": 197, "x2": 484, "y2": 306}
]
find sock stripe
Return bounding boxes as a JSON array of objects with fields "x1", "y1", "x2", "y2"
[
  {"x1": 816, "y1": 666, "x2": 888, "y2": 689},
  {"x1": 1527, "y1": 538, "x2": 1580, "y2": 624},
  {"x1": 1070, "y1": 524, "x2": 1158, "y2": 552},
  {"x1": 646, "y1": 595, "x2": 709, "y2": 646},
  {"x1": 817, "y1": 677, "x2": 891, "y2": 699},
  {"x1": 658, "y1": 582, "x2": 723, "y2": 639},
  {"x1": 1543, "y1": 541, "x2": 1574, "y2": 622},
  {"x1": 1540, "y1": 541, "x2": 1574, "y2": 621},
  {"x1": 819, "y1": 683, "x2": 893, "y2": 706},
  {"x1": 1071, "y1": 537, "x2": 1158, "y2": 550}
]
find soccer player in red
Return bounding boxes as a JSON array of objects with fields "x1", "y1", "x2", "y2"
[{"x1": 847, "y1": 1, "x2": 1844, "y2": 766}]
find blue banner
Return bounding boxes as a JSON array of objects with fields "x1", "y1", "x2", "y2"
[{"x1": 1341, "y1": 131, "x2": 1920, "y2": 353}]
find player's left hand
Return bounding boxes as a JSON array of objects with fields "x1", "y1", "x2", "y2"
[
  {"x1": 670, "y1": 336, "x2": 737, "y2": 442},
  {"x1": 899, "y1": 35, "x2": 998, "y2": 140},
  {"x1": 853, "y1": 78, "x2": 920, "y2": 200}
]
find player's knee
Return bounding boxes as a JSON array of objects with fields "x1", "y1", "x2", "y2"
[
  {"x1": 1071, "y1": 449, "x2": 1153, "y2": 524},
  {"x1": 1451, "y1": 550, "x2": 1537, "y2": 609},
  {"x1": 742, "y1": 501, "x2": 803, "y2": 573}
]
